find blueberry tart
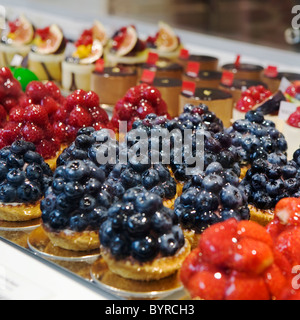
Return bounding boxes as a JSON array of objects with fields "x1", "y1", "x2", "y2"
[
  {"x1": 41, "y1": 159, "x2": 108, "y2": 251},
  {"x1": 99, "y1": 187, "x2": 191, "y2": 281},
  {"x1": 0, "y1": 140, "x2": 53, "y2": 221},
  {"x1": 174, "y1": 162, "x2": 249, "y2": 248}
]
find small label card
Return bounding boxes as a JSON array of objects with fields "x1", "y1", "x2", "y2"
[
  {"x1": 179, "y1": 48, "x2": 190, "y2": 60},
  {"x1": 264, "y1": 65, "x2": 278, "y2": 78},
  {"x1": 10, "y1": 54, "x2": 23, "y2": 67},
  {"x1": 140, "y1": 69, "x2": 156, "y2": 84},
  {"x1": 182, "y1": 80, "x2": 196, "y2": 96},
  {"x1": 279, "y1": 77, "x2": 292, "y2": 93},
  {"x1": 146, "y1": 52, "x2": 159, "y2": 66},
  {"x1": 278, "y1": 101, "x2": 298, "y2": 120},
  {"x1": 95, "y1": 58, "x2": 105, "y2": 73},
  {"x1": 221, "y1": 71, "x2": 234, "y2": 86},
  {"x1": 186, "y1": 61, "x2": 200, "y2": 77}
]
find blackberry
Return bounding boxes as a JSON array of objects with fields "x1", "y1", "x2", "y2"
[
  {"x1": 99, "y1": 187, "x2": 185, "y2": 262},
  {"x1": 174, "y1": 162, "x2": 249, "y2": 234},
  {"x1": 0, "y1": 140, "x2": 53, "y2": 204}
]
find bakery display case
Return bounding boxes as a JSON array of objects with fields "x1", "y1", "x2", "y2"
[{"x1": 1, "y1": 1, "x2": 300, "y2": 301}]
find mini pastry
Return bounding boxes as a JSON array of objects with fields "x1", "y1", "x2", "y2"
[
  {"x1": 62, "y1": 21, "x2": 107, "y2": 92},
  {"x1": 138, "y1": 60, "x2": 183, "y2": 81},
  {"x1": 180, "y1": 218, "x2": 276, "y2": 300},
  {"x1": 227, "y1": 110, "x2": 287, "y2": 177},
  {"x1": 221, "y1": 62, "x2": 264, "y2": 81},
  {"x1": 28, "y1": 24, "x2": 66, "y2": 82},
  {"x1": 146, "y1": 22, "x2": 182, "y2": 60},
  {"x1": 91, "y1": 66, "x2": 138, "y2": 106},
  {"x1": 0, "y1": 140, "x2": 53, "y2": 222},
  {"x1": 282, "y1": 107, "x2": 300, "y2": 160},
  {"x1": 240, "y1": 150, "x2": 300, "y2": 225},
  {"x1": 232, "y1": 85, "x2": 272, "y2": 121},
  {"x1": 262, "y1": 71, "x2": 300, "y2": 93},
  {"x1": 284, "y1": 82, "x2": 300, "y2": 105},
  {"x1": 219, "y1": 79, "x2": 268, "y2": 105},
  {"x1": 174, "y1": 162, "x2": 249, "y2": 249},
  {"x1": 179, "y1": 87, "x2": 233, "y2": 127},
  {"x1": 110, "y1": 83, "x2": 170, "y2": 132},
  {"x1": 99, "y1": 187, "x2": 190, "y2": 281},
  {"x1": 41, "y1": 159, "x2": 108, "y2": 251},
  {"x1": 0, "y1": 15, "x2": 34, "y2": 67},
  {"x1": 177, "y1": 54, "x2": 219, "y2": 71},
  {"x1": 182, "y1": 70, "x2": 222, "y2": 89},
  {"x1": 105, "y1": 25, "x2": 148, "y2": 67}
]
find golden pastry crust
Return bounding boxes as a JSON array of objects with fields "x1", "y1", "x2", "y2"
[
  {"x1": 183, "y1": 229, "x2": 201, "y2": 250},
  {"x1": 45, "y1": 144, "x2": 68, "y2": 171},
  {"x1": 42, "y1": 224, "x2": 100, "y2": 252},
  {"x1": 248, "y1": 204, "x2": 274, "y2": 226},
  {"x1": 101, "y1": 239, "x2": 191, "y2": 281},
  {"x1": 240, "y1": 164, "x2": 250, "y2": 180},
  {"x1": 0, "y1": 201, "x2": 41, "y2": 222}
]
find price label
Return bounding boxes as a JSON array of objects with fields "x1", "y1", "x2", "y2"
[
  {"x1": 182, "y1": 81, "x2": 196, "y2": 96},
  {"x1": 141, "y1": 69, "x2": 156, "y2": 84},
  {"x1": 186, "y1": 61, "x2": 200, "y2": 77},
  {"x1": 221, "y1": 71, "x2": 234, "y2": 86},
  {"x1": 146, "y1": 52, "x2": 159, "y2": 65}
]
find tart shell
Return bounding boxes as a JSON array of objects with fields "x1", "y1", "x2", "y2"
[{"x1": 0, "y1": 201, "x2": 41, "y2": 222}]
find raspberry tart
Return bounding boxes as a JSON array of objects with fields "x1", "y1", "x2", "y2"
[
  {"x1": 99, "y1": 187, "x2": 190, "y2": 281},
  {"x1": 105, "y1": 25, "x2": 148, "y2": 67},
  {"x1": 283, "y1": 108, "x2": 300, "y2": 159},
  {"x1": 28, "y1": 24, "x2": 66, "y2": 82},
  {"x1": 0, "y1": 15, "x2": 34, "y2": 67},
  {"x1": 174, "y1": 162, "x2": 249, "y2": 248},
  {"x1": 0, "y1": 140, "x2": 53, "y2": 222},
  {"x1": 41, "y1": 159, "x2": 107, "y2": 251},
  {"x1": 62, "y1": 23, "x2": 107, "y2": 92}
]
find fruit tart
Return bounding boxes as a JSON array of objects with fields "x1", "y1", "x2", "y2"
[
  {"x1": 0, "y1": 15, "x2": 34, "y2": 67},
  {"x1": 28, "y1": 24, "x2": 66, "y2": 82},
  {"x1": 62, "y1": 22, "x2": 107, "y2": 92},
  {"x1": 226, "y1": 110, "x2": 288, "y2": 178},
  {"x1": 240, "y1": 149, "x2": 300, "y2": 225},
  {"x1": 105, "y1": 25, "x2": 148, "y2": 67},
  {"x1": 99, "y1": 187, "x2": 190, "y2": 281},
  {"x1": 145, "y1": 22, "x2": 182, "y2": 60},
  {"x1": 41, "y1": 159, "x2": 108, "y2": 251},
  {"x1": 283, "y1": 108, "x2": 300, "y2": 159},
  {"x1": 174, "y1": 162, "x2": 249, "y2": 249},
  {"x1": 110, "y1": 83, "x2": 170, "y2": 133},
  {"x1": 0, "y1": 140, "x2": 53, "y2": 222}
]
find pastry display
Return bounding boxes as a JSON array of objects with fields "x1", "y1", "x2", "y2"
[
  {"x1": 226, "y1": 110, "x2": 288, "y2": 178},
  {"x1": 41, "y1": 159, "x2": 108, "y2": 251},
  {"x1": 182, "y1": 70, "x2": 222, "y2": 89},
  {"x1": 145, "y1": 22, "x2": 182, "y2": 60},
  {"x1": 99, "y1": 187, "x2": 190, "y2": 281},
  {"x1": 174, "y1": 162, "x2": 249, "y2": 248},
  {"x1": 221, "y1": 61, "x2": 264, "y2": 81},
  {"x1": 62, "y1": 22, "x2": 107, "y2": 92},
  {"x1": 240, "y1": 149, "x2": 300, "y2": 225},
  {"x1": 110, "y1": 83, "x2": 170, "y2": 132},
  {"x1": 0, "y1": 15, "x2": 34, "y2": 67},
  {"x1": 179, "y1": 87, "x2": 233, "y2": 127},
  {"x1": 105, "y1": 25, "x2": 148, "y2": 67},
  {"x1": 176, "y1": 53, "x2": 219, "y2": 71},
  {"x1": 219, "y1": 79, "x2": 269, "y2": 105},
  {"x1": 0, "y1": 140, "x2": 53, "y2": 221},
  {"x1": 28, "y1": 24, "x2": 66, "y2": 82},
  {"x1": 283, "y1": 108, "x2": 300, "y2": 159},
  {"x1": 91, "y1": 66, "x2": 138, "y2": 106}
]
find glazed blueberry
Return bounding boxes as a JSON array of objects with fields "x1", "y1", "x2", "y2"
[
  {"x1": 220, "y1": 184, "x2": 244, "y2": 209},
  {"x1": 134, "y1": 192, "x2": 162, "y2": 215},
  {"x1": 23, "y1": 150, "x2": 43, "y2": 164},
  {"x1": 245, "y1": 110, "x2": 264, "y2": 123},
  {"x1": 64, "y1": 160, "x2": 89, "y2": 181},
  {"x1": 127, "y1": 212, "x2": 151, "y2": 236},
  {"x1": 151, "y1": 211, "x2": 173, "y2": 234},
  {"x1": 0, "y1": 184, "x2": 17, "y2": 202},
  {"x1": 11, "y1": 140, "x2": 35, "y2": 155},
  {"x1": 110, "y1": 235, "x2": 130, "y2": 259},
  {"x1": 79, "y1": 195, "x2": 97, "y2": 212},
  {"x1": 6, "y1": 168, "x2": 26, "y2": 185},
  {"x1": 64, "y1": 181, "x2": 84, "y2": 199},
  {"x1": 0, "y1": 161, "x2": 8, "y2": 181},
  {"x1": 26, "y1": 164, "x2": 43, "y2": 181},
  {"x1": 159, "y1": 233, "x2": 180, "y2": 256},
  {"x1": 131, "y1": 236, "x2": 158, "y2": 262},
  {"x1": 202, "y1": 174, "x2": 224, "y2": 193},
  {"x1": 47, "y1": 210, "x2": 68, "y2": 230},
  {"x1": 69, "y1": 213, "x2": 88, "y2": 232},
  {"x1": 195, "y1": 190, "x2": 219, "y2": 212},
  {"x1": 17, "y1": 182, "x2": 42, "y2": 203}
]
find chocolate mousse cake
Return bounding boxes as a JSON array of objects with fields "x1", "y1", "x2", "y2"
[
  {"x1": 182, "y1": 70, "x2": 222, "y2": 89},
  {"x1": 177, "y1": 54, "x2": 219, "y2": 71},
  {"x1": 221, "y1": 63, "x2": 264, "y2": 81}
]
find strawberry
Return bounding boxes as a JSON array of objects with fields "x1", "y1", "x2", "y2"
[
  {"x1": 180, "y1": 248, "x2": 202, "y2": 286},
  {"x1": 263, "y1": 264, "x2": 288, "y2": 299},
  {"x1": 186, "y1": 269, "x2": 227, "y2": 300},
  {"x1": 199, "y1": 218, "x2": 238, "y2": 267},
  {"x1": 68, "y1": 105, "x2": 93, "y2": 128},
  {"x1": 225, "y1": 270, "x2": 270, "y2": 300},
  {"x1": 273, "y1": 197, "x2": 300, "y2": 227}
]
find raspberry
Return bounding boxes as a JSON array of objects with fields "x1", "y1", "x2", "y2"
[
  {"x1": 1, "y1": 122, "x2": 22, "y2": 144},
  {"x1": 41, "y1": 96, "x2": 59, "y2": 116},
  {"x1": 84, "y1": 91, "x2": 100, "y2": 108},
  {"x1": 124, "y1": 86, "x2": 141, "y2": 104},
  {"x1": 118, "y1": 101, "x2": 136, "y2": 121},
  {"x1": 287, "y1": 109, "x2": 300, "y2": 128},
  {"x1": 44, "y1": 81, "x2": 62, "y2": 100},
  {"x1": 136, "y1": 100, "x2": 155, "y2": 119},
  {"x1": 0, "y1": 67, "x2": 13, "y2": 79},
  {"x1": 2, "y1": 97, "x2": 18, "y2": 112},
  {"x1": 53, "y1": 121, "x2": 68, "y2": 142},
  {"x1": 4, "y1": 78, "x2": 22, "y2": 97},
  {"x1": 25, "y1": 81, "x2": 47, "y2": 103},
  {"x1": 66, "y1": 89, "x2": 86, "y2": 111},
  {"x1": 21, "y1": 122, "x2": 44, "y2": 143},
  {"x1": 24, "y1": 104, "x2": 49, "y2": 126},
  {"x1": 89, "y1": 105, "x2": 109, "y2": 124},
  {"x1": 18, "y1": 96, "x2": 33, "y2": 109},
  {"x1": 0, "y1": 104, "x2": 7, "y2": 126},
  {"x1": 36, "y1": 138, "x2": 60, "y2": 159},
  {"x1": 141, "y1": 86, "x2": 161, "y2": 106},
  {"x1": 68, "y1": 105, "x2": 93, "y2": 128},
  {"x1": 9, "y1": 106, "x2": 25, "y2": 123},
  {"x1": 53, "y1": 106, "x2": 68, "y2": 122}
]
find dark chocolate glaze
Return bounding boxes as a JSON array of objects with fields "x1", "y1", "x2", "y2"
[
  {"x1": 185, "y1": 70, "x2": 222, "y2": 80},
  {"x1": 93, "y1": 66, "x2": 137, "y2": 77},
  {"x1": 222, "y1": 63, "x2": 263, "y2": 72},
  {"x1": 152, "y1": 78, "x2": 182, "y2": 87},
  {"x1": 182, "y1": 87, "x2": 232, "y2": 100},
  {"x1": 180, "y1": 54, "x2": 218, "y2": 62},
  {"x1": 220, "y1": 79, "x2": 267, "y2": 89},
  {"x1": 270, "y1": 72, "x2": 300, "y2": 81},
  {"x1": 141, "y1": 61, "x2": 183, "y2": 72}
]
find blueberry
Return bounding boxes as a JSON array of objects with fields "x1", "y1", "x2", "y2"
[
  {"x1": 134, "y1": 192, "x2": 162, "y2": 215},
  {"x1": 252, "y1": 190, "x2": 273, "y2": 209},
  {"x1": 17, "y1": 182, "x2": 41, "y2": 203},
  {"x1": 79, "y1": 195, "x2": 97, "y2": 212},
  {"x1": 64, "y1": 181, "x2": 84, "y2": 199},
  {"x1": 85, "y1": 178, "x2": 102, "y2": 194},
  {"x1": 0, "y1": 161, "x2": 8, "y2": 181},
  {"x1": 251, "y1": 173, "x2": 268, "y2": 191},
  {"x1": 40, "y1": 194, "x2": 56, "y2": 215},
  {"x1": 69, "y1": 213, "x2": 88, "y2": 232},
  {"x1": 11, "y1": 140, "x2": 35, "y2": 155},
  {"x1": 0, "y1": 147, "x2": 11, "y2": 160},
  {"x1": 205, "y1": 162, "x2": 223, "y2": 175},
  {"x1": 75, "y1": 134, "x2": 95, "y2": 149},
  {"x1": 172, "y1": 225, "x2": 185, "y2": 247},
  {"x1": 266, "y1": 179, "x2": 284, "y2": 196},
  {"x1": 65, "y1": 160, "x2": 89, "y2": 181},
  {"x1": 194, "y1": 211, "x2": 220, "y2": 233},
  {"x1": 220, "y1": 209, "x2": 242, "y2": 221},
  {"x1": 293, "y1": 149, "x2": 300, "y2": 163},
  {"x1": 0, "y1": 184, "x2": 17, "y2": 202},
  {"x1": 161, "y1": 180, "x2": 177, "y2": 199},
  {"x1": 282, "y1": 165, "x2": 297, "y2": 179},
  {"x1": 232, "y1": 119, "x2": 251, "y2": 133},
  {"x1": 55, "y1": 193, "x2": 72, "y2": 213},
  {"x1": 6, "y1": 168, "x2": 25, "y2": 185},
  {"x1": 97, "y1": 190, "x2": 112, "y2": 208},
  {"x1": 52, "y1": 178, "x2": 65, "y2": 195},
  {"x1": 195, "y1": 190, "x2": 219, "y2": 212},
  {"x1": 70, "y1": 148, "x2": 88, "y2": 160},
  {"x1": 89, "y1": 207, "x2": 108, "y2": 227},
  {"x1": 23, "y1": 150, "x2": 43, "y2": 164},
  {"x1": 245, "y1": 110, "x2": 264, "y2": 123},
  {"x1": 47, "y1": 210, "x2": 68, "y2": 230},
  {"x1": 122, "y1": 186, "x2": 146, "y2": 203},
  {"x1": 220, "y1": 184, "x2": 244, "y2": 209},
  {"x1": 26, "y1": 163, "x2": 43, "y2": 181},
  {"x1": 127, "y1": 212, "x2": 151, "y2": 236},
  {"x1": 99, "y1": 220, "x2": 115, "y2": 247},
  {"x1": 151, "y1": 211, "x2": 173, "y2": 234},
  {"x1": 159, "y1": 233, "x2": 180, "y2": 256},
  {"x1": 120, "y1": 168, "x2": 141, "y2": 188},
  {"x1": 7, "y1": 153, "x2": 24, "y2": 168},
  {"x1": 77, "y1": 127, "x2": 95, "y2": 136},
  {"x1": 142, "y1": 168, "x2": 160, "y2": 190},
  {"x1": 223, "y1": 169, "x2": 239, "y2": 186},
  {"x1": 110, "y1": 235, "x2": 130, "y2": 259},
  {"x1": 131, "y1": 236, "x2": 158, "y2": 262},
  {"x1": 202, "y1": 174, "x2": 224, "y2": 193},
  {"x1": 266, "y1": 164, "x2": 282, "y2": 179},
  {"x1": 180, "y1": 187, "x2": 199, "y2": 206},
  {"x1": 284, "y1": 178, "x2": 299, "y2": 194}
]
